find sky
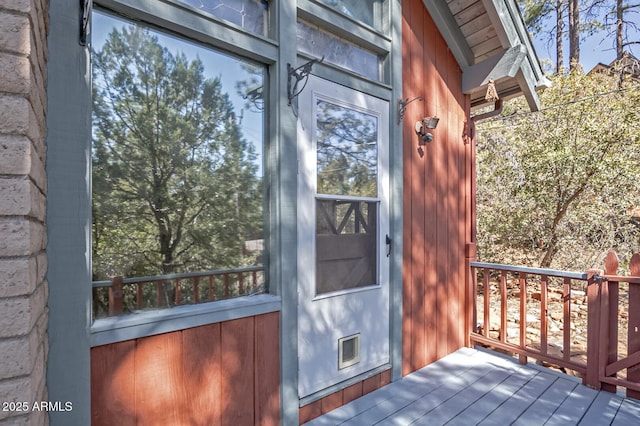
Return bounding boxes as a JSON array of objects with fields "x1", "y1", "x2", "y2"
[{"x1": 527, "y1": 6, "x2": 639, "y2": 72}]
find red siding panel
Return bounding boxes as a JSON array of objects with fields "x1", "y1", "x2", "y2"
[
  {"x1": 402, "y1": 0, "x2": 471, "y2": 375},
  {"x1": 91, "y1": 313, "x2": 280, "y2": 425}
]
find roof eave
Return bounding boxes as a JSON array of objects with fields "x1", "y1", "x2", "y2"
[{"x1": 423, "y1": 0, "x2": 547, "y2": 112}]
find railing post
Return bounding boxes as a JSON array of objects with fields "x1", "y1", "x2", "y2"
[
  {"x1": 600, "y1": 251, "x2": 620, "y2": 394},
  {"x1": 109, "y1": 276, "x2": 124, "y2": 316},
  {"x1": 585, "y1": 268, "x2": 603, "y2": 389},
  {"x1": 465, "y1": 242, "x2": 477, "y2": 347},
  {"x1": 627, "y1": 253, "x2": 640, "y2": 399}
]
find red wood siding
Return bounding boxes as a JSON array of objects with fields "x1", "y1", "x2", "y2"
[
  {"x1": 402, "y1": 0, "x2": 472, "y2": 376},
  {"x1": 91, "y1": 312, "x2": 280, "y2": 426}
]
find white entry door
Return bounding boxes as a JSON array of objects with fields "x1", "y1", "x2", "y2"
[{"x1": 297, "y1": 76, "x2": 390, "y2": 398}]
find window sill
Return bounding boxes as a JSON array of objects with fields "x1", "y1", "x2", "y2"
[{"x1": 90, "y1": 294, "x2": 281, "y2": 347}]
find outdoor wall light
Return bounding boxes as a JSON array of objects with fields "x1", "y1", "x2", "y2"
[{"x1": 414, "y1": 116, "x2": 439, "y2": 145}]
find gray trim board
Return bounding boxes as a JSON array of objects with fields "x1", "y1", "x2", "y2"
[
  {"x1": 389, "y1": 0, "x2": 404, "y2": 384},
  {"x1": 277, "y1": 0, "x2": 301, "y2": 424},
  {"x1": 462, "y1": 45, "x2": 527, "y2": 94},
  {"x1": 46, "y1": 0, "x2": 92, "y2": 424},
  {"x1": 98, "y1": 0, "x2": 278, "y2": 64},
  {"x1": 91, "y1": 295, "x2": 281, "y2": 346}
]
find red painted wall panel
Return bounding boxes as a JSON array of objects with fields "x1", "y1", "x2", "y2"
[
  {"x1": 402, "y1": 0, "x2": 472, "y2": 375},
  {"x1": 91, "y1": 312, "x2": 280, "y2": 425}
]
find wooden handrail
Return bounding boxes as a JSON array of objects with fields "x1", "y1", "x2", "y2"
[{"x1": 469, "y1": 250, "x2": 640, "y2": 400}]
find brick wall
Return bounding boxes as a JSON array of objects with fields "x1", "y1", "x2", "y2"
[{"x1": 0, "y1": 0, "x2": 49, "y2": 424}]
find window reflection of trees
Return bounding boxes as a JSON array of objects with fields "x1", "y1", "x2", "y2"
[
  {"x1": 316, "y1": 100, "x2": 378, "y2": 197},
  {"x1": 175, "y1": 0, "x2": 268, "y2": 36}
]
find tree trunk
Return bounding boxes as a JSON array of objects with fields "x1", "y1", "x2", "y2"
[
  {"x1": 568, "y1": 0, "x2": 580, "y2": 69},
  {"x1": 617, "y1": 0, "x2": 623, "y2": 59},
  {"x1": 556, "y1": 0, "x2": 565, "y2": 73}
]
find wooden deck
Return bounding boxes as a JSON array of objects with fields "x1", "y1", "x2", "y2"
[{"x1": 304, "y1": 347, "x2": 640, "y2": 425}]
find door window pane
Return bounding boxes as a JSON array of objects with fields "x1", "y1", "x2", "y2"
[
  {"x1": 316, "y1": 99, "x2": 378, "y2": 197},
  {"x1": 316, "y1": 200, "x2": 377, "y2": 294}
]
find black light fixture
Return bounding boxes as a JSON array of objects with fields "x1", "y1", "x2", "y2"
[{"x1": 414, "y1": 116, "x2": 439, "y2": 145}]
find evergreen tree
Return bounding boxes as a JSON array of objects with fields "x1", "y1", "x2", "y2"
[{"x1": 92, "y1": 25, "x2": 262, "y2": 278}]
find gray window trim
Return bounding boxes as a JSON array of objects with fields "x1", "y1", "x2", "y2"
[
  {"x1": 388, "y1": 0, "x2": 404, "y2": 383},
  {"x1": 91, "y1": 294, "x2": 281, "y2": 346},
  {"x1": 98, "y1": 0, "x2": 279, "y2": 64},
  {"x1": 47, "y1": 0, "x2": 92, "y2": 424}
]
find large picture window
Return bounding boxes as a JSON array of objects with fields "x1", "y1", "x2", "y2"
[{"x1": 91, "y1": 11, "x2": 266, "y2": 317}]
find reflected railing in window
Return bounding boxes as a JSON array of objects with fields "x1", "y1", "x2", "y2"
[{"x1": 92, "y1": 266, "x2": 265, "y2": 319}]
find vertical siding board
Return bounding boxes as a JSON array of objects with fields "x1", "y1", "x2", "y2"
[
  {"x1": 402, "y1": 0, "x2": 426, "y2": 374},
  {"x1": 91, "y1": 341, "x2": 137, "y2": 426},
  {"x1": 411, "y1": 0, "x2": 429, "y2": 372},
  {"x1": 221, "y1": 317, "x2": 255, "y2": 426},
  {"x1": 401, "y1": 0, "x2": 413, "y2": 375},
  {"x1": 254, "y1": 312, "x2": 281, "y2": 426},
  {"x1": 450, "y1": 52, "x2": 465, "y2": 353},
  {"x1": 182, "y1": 323, "x2": 222, "y2": 425},
  {"x1": 434, "y1": 27, "x2": 450, "y2": 361},
  {"x1": 422, "y1": 3, "x2": 439, "y2": 367},
  {"x1": 134, "y1": 332, "x2": 186, "y2": 425}
]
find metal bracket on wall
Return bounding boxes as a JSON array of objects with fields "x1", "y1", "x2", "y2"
[
  {"x1": 397, "y1": 96, "x2": 423, "y2": 124},
  {"x1": 80, "y1": 0, "x2": 92, "y2": 46},
  {"x1": 287, "y1": 56, "x2": 324, "y2": 106}
]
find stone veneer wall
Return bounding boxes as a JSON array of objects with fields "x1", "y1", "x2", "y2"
[{"x1": 0, "y1": 0, "x2": 49, "y2": 424}]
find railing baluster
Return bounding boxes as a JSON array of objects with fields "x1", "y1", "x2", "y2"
[
  {"x1": 483, "y1": 268, "x2": 490, "y2": 337},
  {"x1": 156, "y1": 280, "x2": 163, "y2": 308},
  {"x1": 239, "y1": 272, "x2": 244, "y2": 295},
  {"x1": 541, "y1": 275, "x2": 548, "y2": 355},
  {"x1": 194, "y1": 276, "x2": 200, "y2": 303},
  {"x1": 209, "y1": 276, "x2": 215, "y2": 301},
  {"x1": 224, "y1": 274, "x2": 230, "y2": 298},
  {"x1": 563, "y1": 277, "x2": 571, "y2": 363},
  {"x1": 109, "y1": 276, "x2": 124, "y2": 316},
  {"x1": 519, "y1": 273, "x2": 528, "y2": 364},
  {"x1": 175, "y1": 278, "x2": 181, "y2": 305},
  {"x1": 137, "y1": 282, "x2": 143, "y2": 310},
  {"x1": 500, "y1": 271, "x2": 507, "y2": 343}
]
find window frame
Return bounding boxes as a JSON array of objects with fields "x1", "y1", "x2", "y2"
[{"x1": 90, "y1": 7, "x2": 271, "y2": 318}]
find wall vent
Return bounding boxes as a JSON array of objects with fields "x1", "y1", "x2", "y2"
[{"x1": 338, "y1": 334, "x2": 360, "y2": 369}]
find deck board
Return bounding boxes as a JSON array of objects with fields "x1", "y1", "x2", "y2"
[{"x1": 305, "y1": 348, "x2": 640, "y2": 425}]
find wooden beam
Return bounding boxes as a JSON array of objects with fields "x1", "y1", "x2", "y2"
[
  {"x1": 462, "y1": 45, "x2": 526, "y2": 93},
  {"x1": 421, "y1": 0, "x2": 474, "y2": 67}
]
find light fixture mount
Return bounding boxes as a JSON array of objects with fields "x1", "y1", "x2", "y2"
[{"x1": 414, "y1": 116, "x2": 439, "y2": 145}]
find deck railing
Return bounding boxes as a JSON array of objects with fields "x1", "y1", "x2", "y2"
[
  {"x1": 92, "y1": 265, "x2": 265, "y2": 319},
  {"x1": 469, "y1": 250, "x2": 640, "y2": 399}
]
